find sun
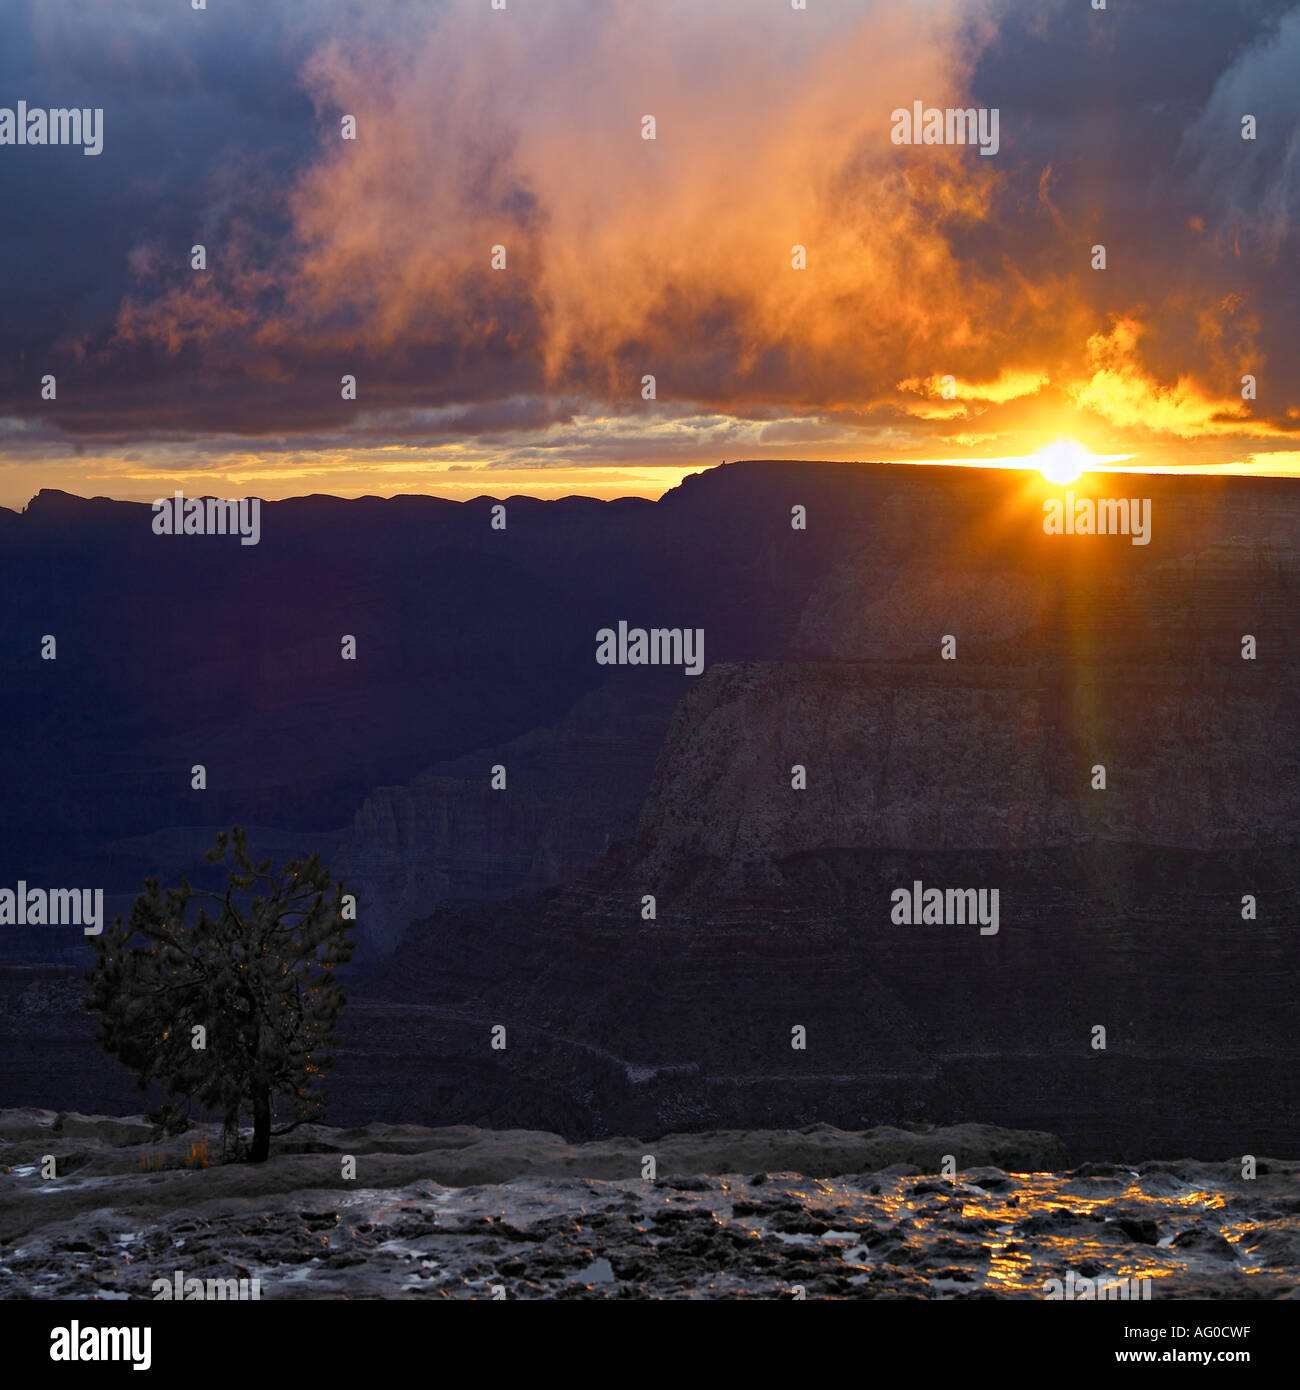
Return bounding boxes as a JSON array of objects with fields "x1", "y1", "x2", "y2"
[{"x1": 1036, "y1": 440, "x2": 1090, "y2": 486}]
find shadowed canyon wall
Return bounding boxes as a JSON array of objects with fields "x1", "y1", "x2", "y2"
[{"x1": 2, "y1": 462, "x2": 1297, "y2": 1157}]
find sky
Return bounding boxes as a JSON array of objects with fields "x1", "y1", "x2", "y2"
[{"x1": 0, "y1": 0, "x2": 1298, "y2": 508}]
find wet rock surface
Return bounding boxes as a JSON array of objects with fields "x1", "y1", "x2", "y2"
[{"x1": 1, "y1": 1111, "x2": 1295, "y2": 1299}]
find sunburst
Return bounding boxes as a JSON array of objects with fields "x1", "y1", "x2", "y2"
[{"x1": 1035, "y1": 440, "x2": 1090, "y2": 486}]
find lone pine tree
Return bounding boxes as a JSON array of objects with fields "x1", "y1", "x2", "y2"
[{"x1": 85, "y1": 826, "x2": 355, "y2": 1162}]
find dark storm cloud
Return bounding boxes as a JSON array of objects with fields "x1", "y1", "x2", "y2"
[
  {"x1": 0, "y1": 0, "x2": 1296, "y2": 463},
  {"x1": 0, "y1": 2, "x2": 321, "y2": 353}
]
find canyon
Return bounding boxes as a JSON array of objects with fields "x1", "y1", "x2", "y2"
[{"x1": 1, "y1": 461, "x2": 1297, "y2": 1160}]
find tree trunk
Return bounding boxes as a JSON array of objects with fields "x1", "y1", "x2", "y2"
[{"x1": 249, "y1": 1085, "x2": 271, "y2": 1163}]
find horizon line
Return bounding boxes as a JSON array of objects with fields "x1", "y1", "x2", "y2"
[{"x1": 10, "y1": 454, "x2": 1300, "y2": 513}]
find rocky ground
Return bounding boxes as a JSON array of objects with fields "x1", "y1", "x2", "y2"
[{"x1": 1, "y1": 1110, "x2": 1296, "y2": 1299}]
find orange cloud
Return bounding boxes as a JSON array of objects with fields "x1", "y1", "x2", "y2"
[
  {"x1": 897, "y1": 368, "x2": 1051, "y2": 410},
  {"x1": 113, "y1": 0, "x2": 1044, "y2": 412},
  {"x1": 95, "y1": 0, "x2": 1296, "y2": 463},
  {"x1": 1067, "y1": 317, "x2": 1265, "y2": 439}
]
